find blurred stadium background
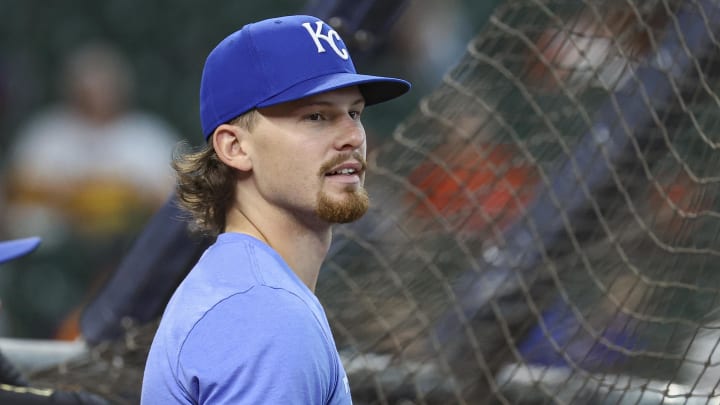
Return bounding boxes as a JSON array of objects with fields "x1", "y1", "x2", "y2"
[{"x1": 4, "y1": 0, "x2": 720, "y2": 404}]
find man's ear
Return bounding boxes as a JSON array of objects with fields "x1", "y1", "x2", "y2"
[{"x1": 212, "y1": 123, "x2": 252, "y2": 172}]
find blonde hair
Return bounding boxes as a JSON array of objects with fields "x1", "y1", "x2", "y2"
[{"x1": 173, "y1": 110, "x2": 258, "y2": 236}]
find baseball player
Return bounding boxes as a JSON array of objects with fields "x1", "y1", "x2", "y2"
[{"x1": 141, "y1": 14, "x2": 410, "y2": 404}]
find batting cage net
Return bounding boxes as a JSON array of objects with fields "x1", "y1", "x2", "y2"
[{"x1": 31, "y1": 0, "x2": 720, "y2": 404}]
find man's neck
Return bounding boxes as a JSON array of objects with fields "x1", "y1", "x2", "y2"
[{"x1": 225, "y1": 205, "x2": 332, "y2": 292}]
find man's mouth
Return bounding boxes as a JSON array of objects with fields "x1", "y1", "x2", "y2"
[
  {"x1": 320, "y1": 152, "x2": 367, "y2": 178},
  {"x1": 326, "y1": 167, "x2": 360, "y2": 176}
]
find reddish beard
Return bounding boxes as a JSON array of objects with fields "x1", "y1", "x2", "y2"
[
  {"x1": 316, "y1": 186, "x2": 369, "y2": 223},
  {"x1": 316, "y1": 151, "x2": 369, "y2": 223}
]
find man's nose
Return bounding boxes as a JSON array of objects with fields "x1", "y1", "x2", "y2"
[{"x1": 334, "y1": 118, "x2": 365, "y2": 151}]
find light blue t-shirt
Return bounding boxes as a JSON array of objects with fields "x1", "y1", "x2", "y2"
[{"x1": 141, "y1": 233, "x2": 352, "y2": 404}]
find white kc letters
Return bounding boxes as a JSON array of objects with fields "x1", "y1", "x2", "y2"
[{"x1": 301, "y1": 21, "x2": 349, "y2": 60}]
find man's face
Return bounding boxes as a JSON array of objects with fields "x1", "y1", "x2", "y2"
[{"x1": 248, "y1": 86, "x2": 369, "y2": 225}]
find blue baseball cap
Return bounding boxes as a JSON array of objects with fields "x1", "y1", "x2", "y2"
[
  {"x1": 0, "y1": 237, "x2": 41, "y2": 265},
  {"x1": 200, "y1": 15, "x2": 411, "y2": 139}
]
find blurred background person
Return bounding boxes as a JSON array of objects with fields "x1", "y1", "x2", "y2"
[{"x1": 0, "y1": 41, "x2": 179, "y2": 340}]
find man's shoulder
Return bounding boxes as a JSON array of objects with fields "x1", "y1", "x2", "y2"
[
  {"x1": 151, "y1": 287, "x2": 342, "y2": 405},
  {"x1": 156, "y1": 234, "x2": 297, "y2": 341},
  {"x1": 180, "y1": 288, "x2": 331, "y2": 364}
]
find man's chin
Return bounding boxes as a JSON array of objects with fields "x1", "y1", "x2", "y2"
[{"x1": 316, "y1": 189, "x2": 370, "y2": 223}]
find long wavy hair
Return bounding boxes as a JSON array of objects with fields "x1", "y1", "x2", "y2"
[{"x1": 172, "y1": 110, "x2": 258, "y2": 236}]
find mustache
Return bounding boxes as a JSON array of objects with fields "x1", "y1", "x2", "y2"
[{"x1": 318, "y1": 152, "x2": 367, "y2": 176}]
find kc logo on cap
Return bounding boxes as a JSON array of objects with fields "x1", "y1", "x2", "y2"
[
  {"x1": 301, "y1": 21, "x2": 349, "y2": 60},
  {"x1": 199, "y1": 15, "x2": 410, "y2": 140}
]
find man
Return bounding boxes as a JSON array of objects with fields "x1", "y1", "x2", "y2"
[
  {"x1": 0, "y1": 237, "x2": 109, "y2": 404},
  {"x1": 141, "y1": 14, "x2": 409, "y2": 404}
]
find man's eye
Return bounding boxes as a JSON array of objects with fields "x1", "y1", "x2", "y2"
[
  {"x1": 349, "y1": 111, "x2": 362, "y2": 120},
  {"x1": 306, "y1": 113, "x2": 323, "y2": 121}
]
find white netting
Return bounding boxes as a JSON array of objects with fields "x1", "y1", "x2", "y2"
[{"x1": 321, "y1": 0, "x2": 720, "y2": 403}]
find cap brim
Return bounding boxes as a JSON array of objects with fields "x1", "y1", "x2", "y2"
[
  {"x1": 257, "y1": 73, "x2": 411, "y2": 109},
  {"x1": 0, "y1": 237, "x2": 41, "y2": 265}
]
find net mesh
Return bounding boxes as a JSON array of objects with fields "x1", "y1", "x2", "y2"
[{"x1": 30, "y1": 0, "x2": 720, "y2": 404}]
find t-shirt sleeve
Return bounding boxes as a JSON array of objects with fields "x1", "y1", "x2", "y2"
[{"x1": 176, "y1": 287, "x2": 341, "y2": 404}]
